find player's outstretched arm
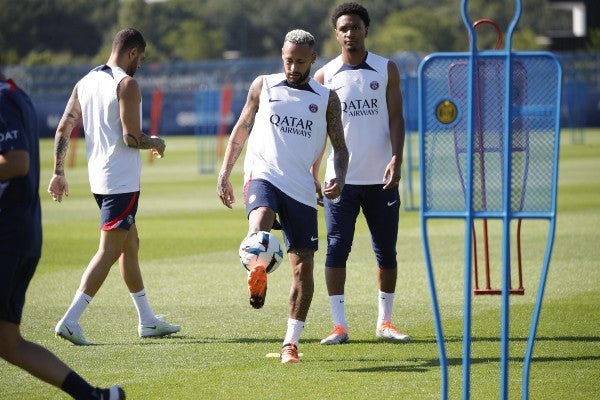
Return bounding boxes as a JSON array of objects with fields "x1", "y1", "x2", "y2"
[
  {"x1": 323, "y1": 89, "x2": 348, "y2": 200},
  {"x1": 48, "y1": 83, "x2": 81, "y2": 202},
  {"x1": 217, "y1": 75, "x2": 262, "y2": 208}
]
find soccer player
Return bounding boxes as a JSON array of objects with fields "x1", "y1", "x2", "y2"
[
  {"x1": 314, "y1": 2, "x2": 410, "y2": 345},
  {"x1": 217, "y1": 29, "x2": 349, "y2": 363},
  {"x1": 47, "y1": 28, "x2": 180, "y2": 346},
  {"x1": 0, "y1": 69, "x2": 124, "y2": 399}
]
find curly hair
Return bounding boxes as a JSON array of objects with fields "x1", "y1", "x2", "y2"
[
  {"x1": 331, "y1": 2, "x2": 370, "y2": 28},
  {"x1": 284, "y1": 29, "x2": 315, "y2": 48}
]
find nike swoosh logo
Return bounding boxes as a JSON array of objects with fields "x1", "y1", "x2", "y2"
[
  {"x1": 66, "y1": 326, "x2": 74, "y2": 335},
  {"x1": 269, "y1": 98, "x2": 282, "y2": 102},
  {"x1": 310, "y1": 236, "x2": 318, "y2": 241},
  {"x1": 145, "y1": 326, "x2": 157, "y2": 330},
  {"x1": 387, "y1": 200, "x2": 398, "y2": 206},
  {"x1": 332, "y1": 86, "x2": 345, "y2": 91}
]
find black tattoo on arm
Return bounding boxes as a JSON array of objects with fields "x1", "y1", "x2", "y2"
[
  {"x1": 242, "y1": 82, "x2": 259, "y2": 132},
  {"x1": 124, "y1": 134, "x2": 140, "y2": 148},
  {"x1": 242, "y1": 116, "x2": 255, "y2": 132},
  {"x1": 326, "y1": 90, "x2": 349, "y2": 185},
  {"x1": 53, "y1": 136, "x2": 69, "y2": 175},
  {"x1": 123, "y1": 133, "x2": 163, "y2": 151},
  {"x1": 53, "y1": 86, "x2": 81, "y2": 175},
  {"x1": 227, "y1": 140, "x2": 245, "y2": 170}
]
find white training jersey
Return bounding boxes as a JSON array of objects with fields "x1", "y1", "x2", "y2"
[
  {"x1": 77, "y1": 65, "x2": 142, "y2": 194},
  {"x1": 322, "y1": 52, "x2": 391, "y2": 184},
  {"x1": 244, "y1": 73, "x2": 330, "y2": 208}
]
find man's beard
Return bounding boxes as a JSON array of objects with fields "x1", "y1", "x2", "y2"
[
  {"x1": 287, "y1": 68, "x2": 311, "y2": 86},
  {"x1": 346, "y1": 44, "x2": 360, "y2": 53},
  {"x1": 127, "y1": 66, "x2": 137, "y2": 77}
]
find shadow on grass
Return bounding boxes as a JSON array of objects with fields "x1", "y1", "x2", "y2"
[
  {"x1": 93, "y1": 335, "x2": 290, "y2": 346},
  {"x1": 84, "y1": 334, "x2": 208, "y2": 346},
  {"x1": 331, "y1": 335, "x2": 600, "y2": 345},
  {"x1": 328, "y1": 335, "x2": 600, "y2": 373},
  {"x1": 461, "y1": 335, "x2": 600, "y2": 343},
  {"x1": 95, "y1": 334, "x2": 600, "y2": 346},
  {"x1": 337, "y1": 354, "x2": 600, "y2": 373}
]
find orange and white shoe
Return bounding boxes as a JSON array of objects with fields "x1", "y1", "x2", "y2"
[
  {"x1": 280, "y1": 343, "x2": 300, "y2": 364},
  {"x1": 376, "y1": 321, "x2": 411, "y2": 342},
  {"x1": 320, "y1": 325, "x2": 349, "y2": 345},
  {"x1": 247, "y1": 265, "x2": 267, "y2": 309}
]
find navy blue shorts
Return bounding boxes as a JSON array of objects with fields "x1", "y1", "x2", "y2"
[
  {"x1": 93, "y1": 192, "x2": 139, "y2": 231},
  {"x1": 0, "y1": 255, "x2": 39, "y2": 324},
  {"x1": 245, "y1": 179, "x2": 318, "y2": 251},
  {"x1": 324, "y1": 184, "x2": 399, "y2": 269}
]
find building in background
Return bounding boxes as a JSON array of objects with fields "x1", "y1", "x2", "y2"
[{"x1": 547, "y1": 0, "x2": 600, "y2": 50}]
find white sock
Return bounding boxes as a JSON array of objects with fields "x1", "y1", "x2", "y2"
[
  {"x1": 62, "y1": 290, "x2": 92, "y2": 323},
  {"x1": 130, "y1": 289, "x2": 156, "y2": 326},
  {"x1": 328, "y1": 295, "x2": 348, "y2": 330},
  {"x1": 377, "y1": 290, "x2": 395, "y2": 327},
  {"x1": 283, "y1": 318, "x2": 305, "y2": 346}
]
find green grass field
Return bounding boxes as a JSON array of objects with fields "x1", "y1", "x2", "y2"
[{"x1": 1, "y1": 129, "x2": 599, "y2": 399}]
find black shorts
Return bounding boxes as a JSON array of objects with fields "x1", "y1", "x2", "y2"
[
  {"x1": 0, "y1": 255, "x2": 39, "y2": 324},
  {"x1": 244, "y1": 179, "x2": 318, "y2": 251},
  {"x1": 324, "y1": 184, "x2": 400, "y2": 268}
]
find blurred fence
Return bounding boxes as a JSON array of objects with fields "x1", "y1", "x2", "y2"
[{"x1": 4, "y1": 52, "x2": 599, "y2": 138}]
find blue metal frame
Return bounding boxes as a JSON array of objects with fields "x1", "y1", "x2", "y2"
[{"x1": 418, "y1": 0, "x2": 562, "y2": 398}]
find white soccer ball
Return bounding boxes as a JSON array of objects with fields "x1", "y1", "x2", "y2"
[{"x1": 239, "y1": 231, "x2": 284, "y2": 274}]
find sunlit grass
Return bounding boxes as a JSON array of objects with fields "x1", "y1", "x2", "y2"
[{"x1": 1, "y1": 130, "x2": 598, "y2": 399}]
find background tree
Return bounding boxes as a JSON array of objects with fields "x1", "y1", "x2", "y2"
[
  {"x1": 587, "y1": 28, "x2": 600, "y2": 50},
  {"x1": 0, "y1": 0, "x2": 559, "y2": 67},
  {"x1": 163, "y1": 19, "x2": 224, "y2": 61},
  {"x1": 369, "y1": 7, "x2": 463, "y2": 54},
  {"x1": 0, "y1": 0, "x2": 113, "y2": 65}
]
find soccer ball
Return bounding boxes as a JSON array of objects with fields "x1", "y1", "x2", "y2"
[{"x1": 239, "y1": 231, "x2": 284, "y2": 274}]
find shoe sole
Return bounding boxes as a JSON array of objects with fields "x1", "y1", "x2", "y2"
[
  {"x1": 55, "y1": 331, "x2": 91, "y2": 346},
  {"x1": 140, "y1": 328, "x2": 181, "y2": 338},
  {"x1": 376, "y1": 333, "x2": 411, "y2": 342},
  {"x1": 140, "y1": 332, "x2": 179, "y2": 338},
  {"x1": 320, "y1": 335, "x2": 349, "y2": 345},
  {"x1": 248, "y1": 265, "x2": 267, "y2": 309}
]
